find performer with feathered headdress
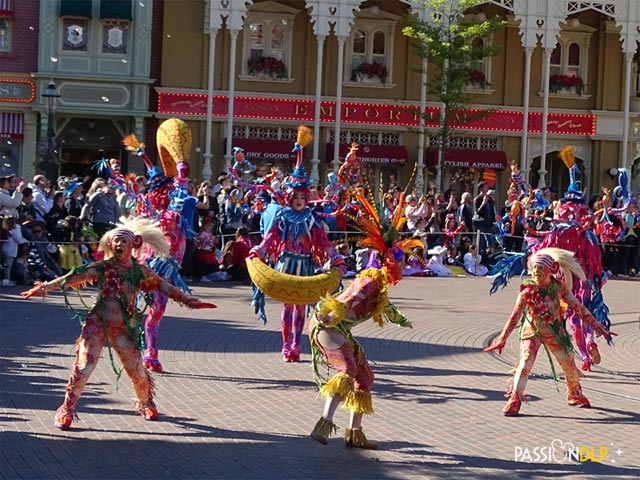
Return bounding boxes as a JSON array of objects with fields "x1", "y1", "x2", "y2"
[
  {"x1": 21, "y1": 218, "x2": 216, "y2": 430},
  {"x1": 247, "y1": 126, "x2": 346, "y2": 362},
  {"x1": 307, "y1": 174, "x2": 422, "y2": 449},
  {"x1": 122, "y1": 118, "x2": 208, "y2": 373},
  {"x1": 485, "y1": 247, "x2": 612, "y2": 416}
]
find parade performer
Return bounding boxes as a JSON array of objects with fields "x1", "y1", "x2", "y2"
[
  {"x1": 20, "y1": 218, "x2": 216, "y2": 430},
  {"x1": 533, "y1": 148, "x2": 610, "y2": 371},
  {"x1": 122, "y1": 118, "x2": 198, "y2": 373},
  {"x1": 484, "y1": 248, "x2": 612, "y2": 416},
  {"x1": 490, "y1": 148, "x2": 612, "y2": 372},
  {"x1": 308, "y1": 186, "x2": 421, "y2": 449},
  {"x1": 247, "y1": 126, "x2": 346, "y2": 362}
]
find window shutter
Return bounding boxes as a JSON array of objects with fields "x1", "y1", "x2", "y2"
[
  {"x1": 99, "y1": 0, "x2": 132, "y2": 21},
  {"x1": 59, "y1": 0, "x2": 92, "y2": 18}
]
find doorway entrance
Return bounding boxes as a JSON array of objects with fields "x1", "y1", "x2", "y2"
[{"x1": 57, "y1": 118, "x2": 128, "y2": 178}]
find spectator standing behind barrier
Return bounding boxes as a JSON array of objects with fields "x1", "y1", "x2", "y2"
[
  {"x1": 457, "y1": 192, "x2": 475, "y2": 233},
  {"x1": 17, "y1": 187, "x2": 36, "y2": 223},
  {"x1": 82, "y1": 181, "x2": 121, "y2": 237},
  {"x1": 63, "y1": 180, "x2": 84, "y2": 218},
  {"x1": 0, "y1": 174, "x2": 24, "y2": 218},
  {"x1": 45, "y1": 191, "x2": 69, "y2": 233},
  {"x1": 404, "y1": 194, "x2": 429, "y2": 233},
  {"x1": 30, "y1": 174, "x2": 54, "y2": 223},
  {"x1": 474, "y1": 187, "x2": 498, "y2": 256}
]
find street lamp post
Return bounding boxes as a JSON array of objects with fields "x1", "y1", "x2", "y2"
[{"x1": 39, "y1": 80, "x2": 60, "y2": 182}]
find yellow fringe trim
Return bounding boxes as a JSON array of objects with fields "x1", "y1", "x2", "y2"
[
  {"x1": 320, "y1": 373, "x2": 354, "y2": 400},
  {"x1": 342, "y1": 389, "x2": 374, "y2": 414}
]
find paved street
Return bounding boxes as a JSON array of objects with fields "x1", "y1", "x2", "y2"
[{"x1": 1, "y1": 275, "x2": 638, "y2": 480}]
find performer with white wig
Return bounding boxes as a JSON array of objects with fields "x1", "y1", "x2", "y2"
[
  {"x1": 485, "y1": 247, "x2": 612, "y2": 416},
  {"x1": 21, "y1": 218, "x2": 216, "y2": 430}
]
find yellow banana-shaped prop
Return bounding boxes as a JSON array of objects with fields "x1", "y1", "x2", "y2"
[{"x1": 247, "y1": 257, "x2": 342, "y2": 305}]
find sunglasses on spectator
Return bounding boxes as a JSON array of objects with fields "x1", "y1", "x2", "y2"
[{"x1": 33, "y1": 229, "x2": 43, "y2": 233}]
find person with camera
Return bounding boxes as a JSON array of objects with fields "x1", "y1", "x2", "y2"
[
  {"x1": 404, "y1": 194, "x2": 430, "y2": 234},
  {"x1": 0, "y1": 174, "x2": 25, "y2": 219},
  {"x1": 30, "y1": 175, "x2": 55, "y2": 223}
]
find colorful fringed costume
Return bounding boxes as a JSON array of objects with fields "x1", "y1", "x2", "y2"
[
  {"x1": 248, "y1": 126, "x2": 344, "y2": 362},
  {"x1": 20, "y1": 219, "x2": 216, "y2": 430},
  {"x1": 308, "y1": 187, "x2": 420, "y2": 449},
  {"x1": 485, "y1": 248, "x2": 611, "y2": 416},
  {"x1": 490, "y1": 148, "x2": 615, "y2": 372}
]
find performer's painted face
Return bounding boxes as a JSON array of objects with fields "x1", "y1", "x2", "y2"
[
  {"x1": 530, "y1": 264, "x2": 552, "y2": 287},
  {"x1": 111, "y1": 235, "x2": 133, "y2": 262},
  {"x1": 291, "y1": 191, "x2": 307, "y2": 212}
]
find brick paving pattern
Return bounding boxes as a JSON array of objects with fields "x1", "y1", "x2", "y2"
[{"x1": 1, "y1": 276, "x2": 638, "y2": 479}]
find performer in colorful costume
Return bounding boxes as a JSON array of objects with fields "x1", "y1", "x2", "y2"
[
  {"x1": 248, "y1": 126, "x2": 345, "y2": 362},
  {"x1": 308, "y1": 187, "x2": 421, "y2": 449},
  {"x1": 485, "y1": 248, "x2": 612, "y2": 416},
  {"x1": 20, "y1": 218, "x2": 215, "y2": 430},
  {"x1": 490, "y1": 148, "x2": 612, "y2": 372},
  {"x1": 123, "y1": 119, "x2": 198, "y2": 373}
]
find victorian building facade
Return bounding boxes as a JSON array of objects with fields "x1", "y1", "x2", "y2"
[
  {"x1": 13, "y1": 1, "x2": 640, "y2": 200},
  {"x1": 157, "y1": 0, "x2": 640, "y2": 198}
]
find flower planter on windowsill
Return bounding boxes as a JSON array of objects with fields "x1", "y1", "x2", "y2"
[
  {"x1": 239, "y1": 74, "x2": 294, "y2": 84},
  {"x1": 344, "y1": 79, "x2": 395, "y2": 89},
  {"x1": 538, "y1": 89, "x2": 591, "y2": 99},
  {"x1": 464, "y1": 84, "x2": 495, "y2": 95}
]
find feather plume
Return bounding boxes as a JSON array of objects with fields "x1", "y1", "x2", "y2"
[
  {"x1": 296, "y1": 125, "x2": 313, "y2": 149},
  {"x1": 122, "y1": 133, "x2": 154, "y2": 171},
  {"x1": 122, "y1": 133, "x2": 144, "y2": 152},
  {"x1": 559, "y1": 146, "x2": 575, "y2": 169}
]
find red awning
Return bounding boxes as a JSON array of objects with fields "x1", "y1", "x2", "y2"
[
  {"x1": 0, "y1": 112, "x2": 24, "y2": 139},
  {"x1": 227, "y1": 138, "x2": 298, "y2": 162},
  {"x1": 426, "y1": 148, "x2": 507, "y2": 170},
  {"x1": 0, "y1": 0, "x2": 13, "y2": 16},
  {"x1": 326, "y1": 143, "x2": 408, "y2": 165}
]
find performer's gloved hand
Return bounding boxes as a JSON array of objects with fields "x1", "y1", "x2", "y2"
[
  {"x1": 484, "y1": 336, "x2": 506, "y2": 355},
  {"x1": 594, "y1": 323, "x2": 616, "y2": 341},
  {"x1": 21, "y1": 282, "x2": 46, "y2": 299},
  {"x1": 185, "y1": 296, "x2": 217, "y2": 309},
  {"x1": 246, "y1": 247, "x2": 265, "y2": 262}
]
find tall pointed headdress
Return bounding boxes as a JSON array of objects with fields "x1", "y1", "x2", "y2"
[{"x1": 282, "y1": 125, "x2": 313, "y2": 190}]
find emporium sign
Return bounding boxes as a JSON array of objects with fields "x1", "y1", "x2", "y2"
[{"x1": 158, "y1": 92, "x2": 596, "y2": 136}]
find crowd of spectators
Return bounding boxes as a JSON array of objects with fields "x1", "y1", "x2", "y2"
[{"x1": 1, "y1": 169, "x2": 639, "y2": 286}]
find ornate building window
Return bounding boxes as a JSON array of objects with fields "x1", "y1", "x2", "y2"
[
  {"x1": 241, "y1": 1, "x2": 297, "y2": 82},
  {"x1": 61, "y1": 18, "x2": 89, "y2": 52},
  {"x1": 346, "y1": 8, "x2": 399, "y2": 86},
  {"x1": 465, "y1": 37, "x2": 493, "y2": 91},
  {"x1": 544, "y1": 24, "x2": 595, "y2": 97},
  {"x1": 0, "y1": 17, "x2": 11, "y2": 52},
  {"x1": 102, "y1": 20, "x2": 129, "y2": 54}
]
